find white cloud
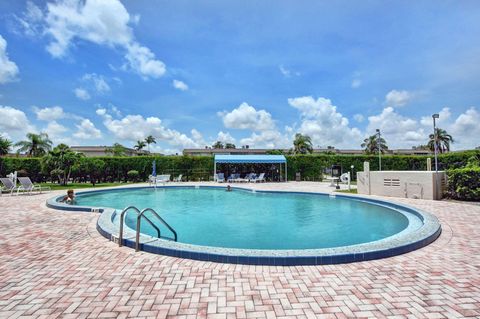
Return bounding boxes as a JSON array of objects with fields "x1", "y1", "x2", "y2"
[
  {"x1": 73, "y1": 119, "x2": 102, "y2": 139},
  {"x1": 449, "y1": 108, "x2": 480, "y2": 149},
  {"x1": 0, "y1": 35, "x2": 19, "y2": 84},
  {"x1": 21, "y1": 0, "x2": 166, "y2": 79},
  {"x1": 216, "y1": 131, "x2": 236, "y2": 144},
  {"x1": 353, "y1": 114, "x2": 364, "y2": 123},
  {"x1": 385, "y1": 90, "x2": 413, "y2": 107},
  {"x1": 420, "y1": 107, "x2": 451, "y2": 127},
  {"x1": 74, "y1": 88, "x2": 91, "y2": 100},
  {"x1": 34, "y1": 106, "x2": 67, "y2": 121},
  {"x1": 123, "y1": 42, "x2": 166, "y2": 79},
  {"x1": 288, "y1": 96, "x2": 362, "y2": 148},
  {"x1": 96, "y1": 108, "x2": 200, "y2": 149},
  {"x1": 351, "y1": 79, "x2": 361, "y2": 88},
  {"x1": 240, "y1": 130, "x2": 290, "y2": 149},
  {"x1": 82, "y1": 73, "x2": 110, "y2": 93},
  {"x1": 367, "y1": 107, "x2": 426, "y2": 147},
  {"x1": 218, "y1": 102, "x2": 275, "y2": 131},
  {"x1": 279, "y1": 65, "x2": 299, "y2": 78},
  {"x1": 173, "y1": 79, "x2": 188, "y2": 91},
  {"x1": 0, "y1": 106, "x2": 35, "y2": 139}
]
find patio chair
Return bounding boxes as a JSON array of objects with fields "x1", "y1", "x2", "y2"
[
  {"x1": 251, "y1": 173, "x2": 265, "y2": 183},
  {"x1": 0, "y1": 177, "x2": 19, "y2": 195},
  {"x1": 227, "y1": 174, "x2": 236, "y2": 183},
  {"x1": 17, "y1": 177, "x2": 50, "y2": 195},
  {"x1": 149, "y1": 174, "x2": 171, "y2": 185},
  {"x1": 173, "y1": 174, "x2": 183, "y2": 182},
  {"x1": 215, "y1": 173, "x2": 225, "y2": 183}
]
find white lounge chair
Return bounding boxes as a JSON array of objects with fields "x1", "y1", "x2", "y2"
[
  {"x1": 17, "y1": 177, "x2": 50, "y2": 195},
  {"x1": 215, "y1": 173, "x2": 225, "y2": 183},
  {"x1": 251, "y1": 173, "x2": 265, "y2": 183},
  {"x1": 173, "y1": 174, "x2": 183, "y2": 182},
  {"x1": 0, "y1": 177, "x2": 18, "y2": 195}
]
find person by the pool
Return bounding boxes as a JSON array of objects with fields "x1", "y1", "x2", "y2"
[
  {"x1": 61, "y1": 189, "x2": 76, "y2": 204},
  {"x1": 226, "y1": 185, "x2": 232, "y2": 192}
]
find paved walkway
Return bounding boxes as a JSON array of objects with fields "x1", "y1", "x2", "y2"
[{"x1": 0, "y1": 182, "x2": 479, "y2": 318}]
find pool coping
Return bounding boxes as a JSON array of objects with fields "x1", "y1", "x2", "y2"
[{"x1": 46, "y1": 185, "x2": 442, "y2": 266}]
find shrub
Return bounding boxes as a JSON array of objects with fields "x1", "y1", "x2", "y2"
[
  {"x1": 446, "y1": 167, "x2": 480, "y2": 201},
  {"x1": 127, "y1": 170, "x2": 140, "y2": 182}
]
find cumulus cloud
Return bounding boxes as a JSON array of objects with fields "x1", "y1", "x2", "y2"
[
  {"x1": 218, "y1": 102, "x2": 275, "y2": 131},
  {"x1": 0, "y1": 35, "x2": 19, "y2": 84},
  {"x1": 288, "y1": 96, "x2": 362, "y2": 148},
  {"x1": 0, "y1": 106, "x2": 35, "y2": 138},
  {"x1": 385, "y1": 89, "x2": 413, "y2": 107},
  {"x1": 74, "y1": 88, "x2": 91, "y2": 100},
  {"x1": 240, "y1": 130, "x2": 291, "y2": 149},
  {"x1": 96, "y1": 108, "x2": 201, "y2": 149},
  {"x1": 73, "y1": 119, "x2": 102, "y2": 139},
  {"x1": 216, "y1": 131, "x2": 236, "y2": 144},
  {"x1": 367, "y1": 107, "x2": 426, "y2": 147},
  {"x1": 33, "y1": 106, "x2": 66, "y2": 121},
  {"x1": 173, "y1": 79, "x2": 188, "y2": 91},
  {"x1": 19, "y1": 0, "x2": 165, "y2": 79}
]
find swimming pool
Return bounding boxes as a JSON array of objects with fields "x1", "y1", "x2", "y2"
[
  {"x1": 48, "y1": 185, "x2": 442, "y2": 265},
  {"x1": 78, "y1": 187, "x2": 414, "y2": 249}
]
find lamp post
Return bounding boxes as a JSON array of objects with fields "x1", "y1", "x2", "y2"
[
  {"x1": 432, "y1": 113, "x2": 439, "y2": 172},
  {"x1": 376, "y1": 129, "x2": 382, "y2": 171}
]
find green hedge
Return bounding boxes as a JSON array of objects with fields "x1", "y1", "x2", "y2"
[
  {"x1": 1, "y1": 150, "x2": 479, "y2": 183},
  {"x1": 446, "y1": 167, "x2": 480, "y2": 201}
]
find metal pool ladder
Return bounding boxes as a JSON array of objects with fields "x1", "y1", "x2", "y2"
[{"x1": 118, "y1": 206, "x2": 178, "y2": 251}]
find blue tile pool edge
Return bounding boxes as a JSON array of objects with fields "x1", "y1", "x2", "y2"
[{"x1": 49, "y1": 185, "x2": 442, "y2": 266}]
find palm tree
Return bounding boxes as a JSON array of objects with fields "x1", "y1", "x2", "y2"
[
  {"x1": 361, "y1": 134, "x2": 388, "y2": 154},
  {"x1": 428, "y1": 128, "x2": 453, "y2": 153},
  {"x1": 15, "y1": 133, "x2": 52, "y2": 157},
  {"x1": 0, "y1": 135, "x2": 12, "y2": 155},
  {"x1": 145, "y1": 135, "x2": 156, "y2": 152},
  {"x1": 293, "y1": 133, "x2": 313, "y2": 154},
  {"x1": 134, "y1": 140, "x2": 147, "y2": 151}
]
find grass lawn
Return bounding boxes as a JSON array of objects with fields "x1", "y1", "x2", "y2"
[{"x1": 39, "y1": 182, "x2": 137, "y2": 191}]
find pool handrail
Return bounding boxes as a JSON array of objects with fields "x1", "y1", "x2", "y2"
[
  {"x1": 118, "y1": 206, "x2": 161, "y2": 247},
  {"x1": 135, "y1": 208, "x2": 178, "y2": 251}
]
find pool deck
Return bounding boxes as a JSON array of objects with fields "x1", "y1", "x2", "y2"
[{"x1": 1, "y1": 182, "x2": 479, "y2": 318}]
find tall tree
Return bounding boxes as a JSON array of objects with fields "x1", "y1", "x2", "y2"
[
  {"x1": 428, "y1": 128, "x2": 453, "y2": 153},
  {"x1": 225, "y1": 143, "x2": 236, "y2": 149},
  {"x1": 134, "y1": 140, "x2": 147, "y2": 151},
  {"x1": 212, "y1": 141, "x2": 224, "y2": 149},
  {"x1": 0, "y1": 135, "x2": 12, "y2": 155},
  {"x1": 361, "y1": 134, "x2": 388, "y2": 154},
  {"x1": 145, "y1": 135, "x2": 156, "y2": 152},
  {"x1": 42, "y1": 144, "x2": 83, "y2": 185},
  {"x1": 15, "y1": 133, "x2": 52, "y2": 157},
  {"x1": 293, "y1": 133, "x2": 313, "y2": 154}
]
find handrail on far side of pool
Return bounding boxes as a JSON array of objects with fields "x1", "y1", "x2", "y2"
[
  {"x1": 135, "y1": 208, "x2": 178, "y2": 252},
  {"x1": 118, "y1": 206, "x2": 161, "y2": 247}
]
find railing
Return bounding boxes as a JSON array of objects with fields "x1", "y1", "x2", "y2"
[
  {"x1": 118, "y1": 206, "x2": 161, "y2": 247},
  {"x1": 135, "y1": 208, "x2": 178, "y2": 251}
]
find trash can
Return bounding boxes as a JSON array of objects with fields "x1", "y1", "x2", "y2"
[{"x1": 295, "y1": 172, "x2": 301, "y2": 181}]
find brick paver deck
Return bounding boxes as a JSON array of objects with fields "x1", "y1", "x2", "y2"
[{"x1": 1, "y1": 183, "x2": 479, "y2": 318}]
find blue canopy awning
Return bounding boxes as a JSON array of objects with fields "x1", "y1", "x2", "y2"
[{"x1": 214, "y1": 154, "x2": 286, "y2": 164}]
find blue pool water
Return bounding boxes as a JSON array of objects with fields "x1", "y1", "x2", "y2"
[{"x1": 76, "y1": 187, "x2": 412, "y2": 250}]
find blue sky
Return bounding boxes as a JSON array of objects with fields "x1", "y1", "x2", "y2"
[{"x1": 0, "y1": 0, "x2": 479, "y2": 153}]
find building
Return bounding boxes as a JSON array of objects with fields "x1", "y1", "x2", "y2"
[
  {"x1": 70, "y1": 146, "x2": 150, "y2": 157},
  {"x1": 183, "y1": 147, "x2": 433, "y2": 156}
]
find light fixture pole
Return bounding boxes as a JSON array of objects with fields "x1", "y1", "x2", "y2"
[
  {"x1": 376, "y1": 129, "x2": 382, "y2": 171},
  {"x1": 432, "y1": 113, "x2": 439, "y2": 172}
]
